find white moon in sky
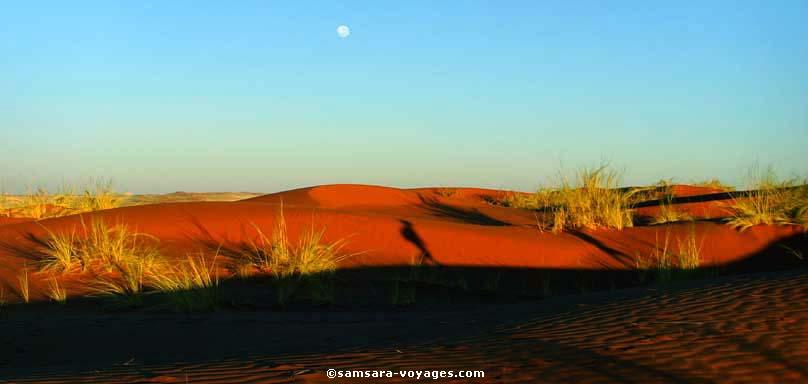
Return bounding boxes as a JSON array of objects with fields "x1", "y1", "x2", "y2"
[{"x1": 336, "y1": 25, "x2": 350, "y2": 38}]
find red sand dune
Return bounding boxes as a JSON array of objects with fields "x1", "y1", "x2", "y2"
[
  {"x1": 0, "y1": 184, "x2": 803, "y2": 302},
  {"x1": 1, "y1": 184, "x2": 807, "y2": 383},
  {"x1": 0, "y1": 217, "x2": 35, "y2": 226}
]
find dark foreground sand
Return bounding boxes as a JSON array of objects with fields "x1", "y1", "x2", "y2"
[{"x1": 2, "y1": 268, "x2": 807, "y2": 383}]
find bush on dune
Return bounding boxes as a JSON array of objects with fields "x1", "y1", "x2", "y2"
[
  {"x1": 725, "y1": 168, "x2": 808, "y2": 231},
  {"x1": 33, "y1": 205, "x2": 354, "y2": 309},
  {"x1": 693, "y1": 178, "x2": 735, "y2": 191},
  {"x1": 650, "y1": 196, "x2": 692, "y2": 225},
  {"x1": 236, "y1": 206, "x2": 354, "y2": 278},
  {"x1": 499, "y1": 165, "x2": 635, "y2": 232},
  {"x1": 8, "y1": 179, "x2": 122, "y2": 219}
]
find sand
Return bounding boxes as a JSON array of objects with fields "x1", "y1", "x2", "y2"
[{"x1": 0, "y1": 184, "x2": 806, "y2": 383}]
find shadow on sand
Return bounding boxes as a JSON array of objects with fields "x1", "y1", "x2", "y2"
[{"x1": 1, "y1": 223, "x2": 807, "y2": 382}]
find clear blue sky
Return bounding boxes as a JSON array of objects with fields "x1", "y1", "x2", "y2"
[{"x1": 2, "y1": 1, "x2": 806, "y2": 193}]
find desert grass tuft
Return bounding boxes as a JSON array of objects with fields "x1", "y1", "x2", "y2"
[
  {"x1": 70, "y1": 179, "x2": 122, "y2": 213},
  {"x1": 725, "y1": 168, "x2": 808, "y2": 231},
  {"x1": 237, "y1": 206, "x2": 354, "y2": 278},
  {"x1": 17, "y1": 188, "x2": 67, "y2": 219},
  {"x1": 291, "y1": 226, "x2": 352, "y2": 276},
  {"x1": 40, "y1": 226, "x2": 78, "y2": 273},
  {"x1": 7, "y1": 180, "x2": 121, "y2": 219},
  {"x1": 38, "y1": 219, "x2": 162, "y2": 299},
  {"x1": 500, "y1": 165, "x2": 635, "y2": 232},
  {"x1": 46, "y1": 277, "x2": 67, "y2": 303},
  {"x1": 0, "y1": 190, "x2": 12, "y2": 217},
  {"x1": 148, "y1": 252, "x2": 220, "y2": 312},
  {"x1": 693, "y1": 178, "x2": 735, "y2": 191},
  {"x1": 650, "y1": 196, "x2": 692, "y2": 225},
  {"x1": 636, "y1": 228, "x2": 703, "y2": 282},
  {"x1": 17, "y1": 265, "x2": 30, "y2": 303},
  {"x1": 675, "y1": 227, "x2": 703, "y2": 270}
]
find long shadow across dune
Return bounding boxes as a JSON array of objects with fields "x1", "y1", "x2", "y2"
[
  {"x1": 417, "y1": 196, "x2": 511, "y2": 226},
  {"x1": 2, "y1": 229, "x2": 807, "y2": 382}
]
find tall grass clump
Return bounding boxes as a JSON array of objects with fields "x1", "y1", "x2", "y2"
[
  {"x1": 7, "y1": 179, "x2": 121, "y2": 219},
  {"x1": 693, "y1": 178, "x2": 735, "y2": 191},
  {"x1": 636, "y1": 228, "x2": 703, "y2": 282},
  {"x1": 46, "y1": 277, "x2": 67, "y2": 303},
  {"x1": 0, "y1": 190, "x2": 12, "y2": 217},
  {"x1": 39, "y1": 219, "x2": 227, "y2": 309},
  {"x1": 70, "y1": 179, "x2": 122, "y2": 213},
  {"x1": 39, "y1": 219, "x2": 161, "y2": 298},
  {"x1": 237, "y1": 207, "x2": 353, "y2": 278},
  {"x1": 725, "y1": 167, "x2": 808, "y2": 231},
  {"x1": 148, "y1": 252, "x2": 220, "y2": 311},
  {"x1": 238, "y1": 207, "x2": 291, "y2": 276},
  {"x1": 500, "y1": 165, "x2": 635, "y2": 232},
  {"x1": 40, "y1": 226, "x2": 78, "y2": 272},
  {"x1": 650, "y1": 196, "x2": 692, "y2": 225},
  {"x1": 17, "y1": 187, "x2": 71, "y2": 219}
]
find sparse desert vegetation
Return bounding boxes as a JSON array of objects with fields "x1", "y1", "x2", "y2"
[
  {"x1": 1, "y1": 180, "x2": 807, "y2": 382},
  {"x1": 26, "y1": 205, "x2": 357, "y2": 310},
  {"x1": 693, "y1": 178, "x2": 735, "y2": 191},
  {"x1": 17, "y1": 265, "x2": 30, "y2": 303},
  {"x1": 235, "y1": 207, "x2": 353, "y2": 278},
  {"x1": 498, "y1": 165, "x2": 635, "y2": 232},
  {"x1": 3, "y1": 180, "x2": 123, "y2": 219},
  {"x1": 650, "y1": 196, "x2": 692, "y2": 225},
  {"x1": 45, "y1": 276, "x2": 67, "y2": 303},
  {"x1": 636, "y1": 227, "x2": 704, "y2": 282},
  {"x1": 725, "y1": 169, "x2": 808, "y2": 230}
]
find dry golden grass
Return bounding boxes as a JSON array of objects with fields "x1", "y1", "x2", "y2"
[
  {"x1": 148, "y1": 252, "x2": 218, "y2": 292},
  {"x1": 40, "y1": 226, "x2": 78, "y2": 273},
  {"x1": 5, "y1": 180, "x2": 122, "y2": 219},
  {"x1": 148, "y1": 252, "x2": 220, "y2": 311},
  {"x1": 650, "y1": 197, "x2": 692, "y2": 225},
  {"x1": 118, "y1": 191, "x2": 261, "y2": 206},
  {"x1": 725, "y1": 169, "x2": 808, "y2": 231},
  {"x1": 676, "y1": 227, "x2": 703, "y2": 269},
  {"x1": 236, "y1": 206, "x2": 354, "y2": 278},
  {"x1": 35, "y1": 206, "x2": 351, "y2": 308},
  {"x1": 71, "y1": 180, "x2": 122, "y2": 213},
  {"x1": 38, "y1": 219, "x2": 162, "y2": 297},
  {"x1": 45, "y1": 277, "x2": 67, "y2": 303},
  {"x1": 38, "y1": 219, "x2": 225, "y2": 310},
  {"x1": 17, "y1": 265, "x2": 30, "y2": 303},
  {"x1": 16, "y1": 188, "x2": 69, "y2": 219},
  {"x1": 636, "y1": 228, "x2": 703, "y2": 282},
  {"x1": 500, "y1": 165, "x2": 635, "y2": 232},
  {"x1": 693, "y1": 178, "x2": 735, "y2": 191},
  {"x1": 0, "y1": 191, "x2": 12, "y2": 217}
]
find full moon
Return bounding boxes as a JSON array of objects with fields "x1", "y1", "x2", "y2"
[{"x1": 336, "y1": 25, "x2": 350, "y2": 38}]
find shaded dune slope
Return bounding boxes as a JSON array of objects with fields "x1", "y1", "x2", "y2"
[
  {"x1": 0, "y1": 184, "x2": 804, "y2": 302},
  {"x1": 6, "y1": 269, "x2": 808, "y2": 383}
]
